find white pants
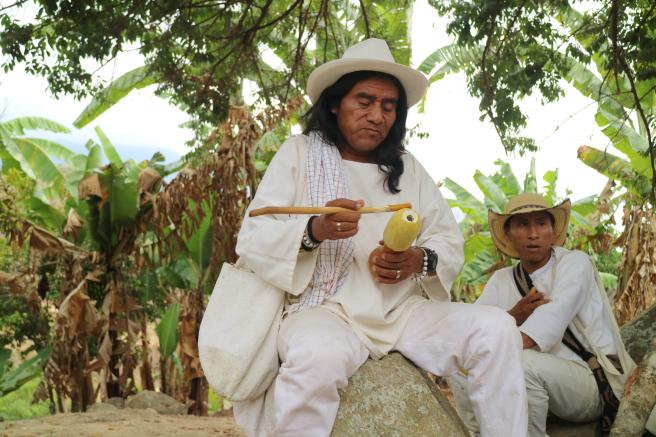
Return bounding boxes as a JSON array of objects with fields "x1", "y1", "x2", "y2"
[
  {"x1": 449, "y1": 348, "x2": 602, "y2": 437},
  {"x1": 235, "y1": 301, "x2": 528, "y2": 437}
]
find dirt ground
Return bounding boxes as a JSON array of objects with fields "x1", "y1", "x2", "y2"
[{"x1": 0, "y1": 409, "x2": 246, "y2": 437}]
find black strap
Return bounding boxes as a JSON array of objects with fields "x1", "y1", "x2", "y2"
[{"x1": 512, "y1": 263, "x2": 620, "y2": 435}]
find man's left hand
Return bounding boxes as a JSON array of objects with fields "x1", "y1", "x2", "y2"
[{"x1": 368, "y1": 242, "x2": 424, "y2": 284}]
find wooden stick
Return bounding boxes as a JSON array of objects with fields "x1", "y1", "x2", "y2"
[{"x1": 249, "y1": 202, "x2": 412, "y2": 217}]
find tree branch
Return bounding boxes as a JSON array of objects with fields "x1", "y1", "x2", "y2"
[{"x1": 359, "y1": 0, "x2": 370, "y2": 38}]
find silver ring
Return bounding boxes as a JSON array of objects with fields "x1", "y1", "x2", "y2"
[
  {"x1": 336, "y1": 222, "x2": 342, "y2": 232},
  {"x1": 395, "y1": 269, "x2": 401, "y2": 279}
]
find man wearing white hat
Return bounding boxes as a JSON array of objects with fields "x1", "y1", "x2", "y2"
[
  {"x1": 448, "y1": 193, "x2": 636, "y2": 436},
  {"x1": 232, "y1": 38, "x2": 528, "y2": 436}
]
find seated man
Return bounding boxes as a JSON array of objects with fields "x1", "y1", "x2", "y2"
[
  {"x1": 232, "y1": 38, "x2": 528, "y2": 436},
  {"x1": 449, "y1": 193, "x2": 636, "y2": 436}
]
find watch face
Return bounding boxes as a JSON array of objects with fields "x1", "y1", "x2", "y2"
[{"x1": 427, "y1": 249, "x2": 437, "y2": 271}]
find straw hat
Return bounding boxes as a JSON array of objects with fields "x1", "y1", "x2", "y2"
[
  {"x1": 488, "y1": 193, "x2": 571, "y2": 259},
  {"x1": 306, "y1": 38, "x2": 428, "y2": 107}
]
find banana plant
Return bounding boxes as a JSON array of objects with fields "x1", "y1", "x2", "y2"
[
  {"x1": 0, "y1": 117, "x2": 77, "y2": 231},
  {"x1": 445, "y1": 158, "x2": 617, "y2": 302},
  {"x1": 0, "y1": 117, "x2": 186, "y2": 406}
]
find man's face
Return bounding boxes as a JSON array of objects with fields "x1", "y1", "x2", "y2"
[
  {"x1": 505, "y1": 211, "x2": 555, "y2": 271},
  {"x1": 332, "y1": 76, "x2": 399, "y2": 162}
]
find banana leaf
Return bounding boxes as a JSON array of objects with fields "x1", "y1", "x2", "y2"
[
  {"x1": 474, "y1": 170, "x2": 506, "y2": 211},
  {"x1": 0, "y1": 348, "x2": 49, "y2": 398},
  {"x1": 156, "y1": 303, "x2": 180, "y2": 358},
  {"x1": 1, "y1": 117, "x2": 70, "y2": 136},
  {"x1": 95, "y1": 127, "x2": 122, "y2": 168},
  {"x1": 74, "y1": 66, "x2": 160, "y2": 128},
  {"x1": 577, "y1": 145, "x2": 651, "y2": 198},
  {"x1": 443, "y1": 178, "x2": 487, "y2": 224},
  {"x1": 491, "y1": 159, "x2": 522, "y2": 197},
  {"x1": 523, "y1": 159, "x2": 538, "y2": 193}
]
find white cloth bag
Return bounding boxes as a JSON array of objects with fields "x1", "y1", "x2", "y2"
[{"x1": 199, "y1": 259, "x2": 284, "y2": 401}]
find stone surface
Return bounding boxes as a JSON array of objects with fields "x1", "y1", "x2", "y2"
[
  {"x1": 87, "y1": 402, "x2": 119, "y2": 413},
  {"x1": 621, "y1": 303, "x2": 656, "y2": 364},
  {"x1": 104, "y1": 397, "x2": 125, "y2": 408},
  {"x1": 331, "y1": 353, "x2": 469, "y2": 437},
  {"x1": 125, "y1": 390, "x2": 187, "y2": 415}
]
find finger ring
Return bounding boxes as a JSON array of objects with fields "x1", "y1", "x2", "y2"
[
  {"x1": 395, "y1": 269, "x2": 401, "y2": 279},
  {"x1": 336, "y1": 222, "x2": 342, "y2": 231}
]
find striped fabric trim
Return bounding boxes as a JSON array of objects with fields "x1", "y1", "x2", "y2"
[
  {"x1": 508, "y1": 204, "x2": 548, "y2": 213},
  {"x1": 286, "y1": 133, "x2": 354, "y2": 314}
]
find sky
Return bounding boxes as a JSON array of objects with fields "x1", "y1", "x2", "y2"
[{"x1": 0, "y1": 0, "x2": 611, "y2": 204}]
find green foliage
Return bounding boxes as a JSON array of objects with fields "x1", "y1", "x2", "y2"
[
  {"x1": 577, "y1": 146, "x2": 652, "y2": 199},
  {"x1": 156, "y1": 303, "x2": 180, "y2": 358},
  {"x1": 424, "y1": 1, "x2": 656, "y2": 170},
  {"x1": 0, "y1": 115, "x2": 189, "y2": 402},
  {"x1": 0, "y1": 348, "x2": 49, "y2": 397},
  {"x1": 74, "y1": 67, "x2": 160, "y2": 128},
  {"x1": 0, "y1": 293, "x2": 50, "y2": 355},
  {"x1": 1, "y1": 0, "x2": 413, "y2": 150},
  {"x1": 0, "y1": 376, "x2": 51, "y2": 421}
]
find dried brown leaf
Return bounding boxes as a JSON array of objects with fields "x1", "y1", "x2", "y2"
[
  {"x1": 59, "y1": 280, "x2": 98, "y2": 337},
  {"x1": 79, "y1": 173, "x2": 107, "y2": 201},
  {"x1": 138, "y1": 167, "x2": 161, "y2": 194}
]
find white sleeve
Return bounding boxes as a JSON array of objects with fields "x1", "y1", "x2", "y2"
[
  {"x1": 412, "y1": 158, "x2": 464, "y2": 302},
  {"x1": 476, "y1": 271, "x2": 501, "y2": 306},
  {"x1": 235, "y1": 136, "x2": 319, "y2": 295},
  {"x1": 520, "y1": 251, "x2": 593, "y2": 352}
]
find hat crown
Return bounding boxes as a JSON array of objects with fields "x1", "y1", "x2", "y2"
[
  {"x1": 504, "y1": 192, "x2": 549, "y2": 215},
  {"x1": 342, "y1": 38, "x2": 396, "y2": 63}
]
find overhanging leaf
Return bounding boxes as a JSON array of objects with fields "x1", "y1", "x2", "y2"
[
  {"x1": 577, "y1": 145, "x2": 651, "y2": 198},
  {"x1": 1, "y1": 117, "x2": 70, "y2": 136},
  {"x1": 74, "y1": 66, "x2": 161, "y2": 128}
]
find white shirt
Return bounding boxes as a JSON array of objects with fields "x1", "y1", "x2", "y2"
[
  {"x1": 236, "y1": 135, "x2": 464, "y2": 358},
  {"x1": 477, "y1": 247, "x2": 618, "y2": 363}
]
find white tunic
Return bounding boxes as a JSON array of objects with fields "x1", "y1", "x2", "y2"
[
  {"x1": 236, "y1": 134, "x2": 464, "y2": 358},
  {"x1": 476, "y1": 246, "x2": 618, "y2": 363}
]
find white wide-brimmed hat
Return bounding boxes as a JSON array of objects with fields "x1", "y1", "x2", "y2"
[
  {"x1": 306, "y1": 38, "x2": 428, "y2": 107},
  {"x1": 488, "y1": 193, "x2": 571, "y2": 259}
]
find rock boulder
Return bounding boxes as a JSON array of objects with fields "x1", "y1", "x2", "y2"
[
  {"x1": 331, "y1": 353, "x2": 469, "y2": 437},
  {"x1": 125, "y1": 390, "x2": 187, "y2": 415},
  {"x1": 621, "y1": 303, "x2": 656, "y2": 364}
]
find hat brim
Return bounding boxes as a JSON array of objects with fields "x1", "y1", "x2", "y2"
[
  {"x1": 306, "y1": 58, "x2": 428, "y2": 107},
  {"x1": 488, "y1": 199, "x2": 571, "y2": 259}
]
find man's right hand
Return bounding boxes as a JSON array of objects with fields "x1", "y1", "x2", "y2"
[
  {"x1": 312, "y1": 198, "x2": 363, "y2": 241},
  {"x1": 508, "y1": 288, "x2": 550, "y2": 326}
]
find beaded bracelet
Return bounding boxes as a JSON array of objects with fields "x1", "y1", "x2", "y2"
[
  {"x1": 301, "y1": 216, "x2": 321, "y2": 251},
  {"x1": 414, "y1": 247, "x2": 429, "y2": 279}
]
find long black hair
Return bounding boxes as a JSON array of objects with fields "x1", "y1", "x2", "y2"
[{"x1": 301, "y1": 70, "x2": 409, "y2": 194}]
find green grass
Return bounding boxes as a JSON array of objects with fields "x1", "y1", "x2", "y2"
[{"x1": 0, "y1": 376, "x2": 51, "y2": 421}]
